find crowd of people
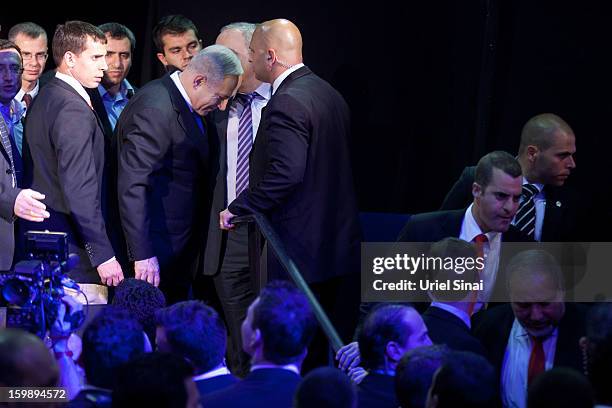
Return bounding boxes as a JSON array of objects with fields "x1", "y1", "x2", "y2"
[{"x1": 0, "y1": 11, "x2": 610, "y2": 408}]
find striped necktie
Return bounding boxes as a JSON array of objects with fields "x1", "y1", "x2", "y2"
[
  {"x1": 235, "y1": 92, "x2": 258, "y2": 197},
  {"x1": 514, "y1": 184, "x2": 539, "y2": 238}
]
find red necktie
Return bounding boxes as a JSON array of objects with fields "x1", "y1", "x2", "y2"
[
  {"x1": 21, "y1": 93, "x2": 32, "y2": 110},
  {"x1": 527, "y1": 336, "x2": 546, "y2": 385},
  {"x1": 468, "y1": 234, "x2": 488, "y2": 315}
]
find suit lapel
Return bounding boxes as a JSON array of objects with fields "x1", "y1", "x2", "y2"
[
  {"x1": 87, "y1": 87, "x2": 114, "y2": 140},
  {"x1": 273, "y1": 65, "x2": 311, "y2": 95}
]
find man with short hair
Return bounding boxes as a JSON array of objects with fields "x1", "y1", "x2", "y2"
[
  {"x1": 0, "y1": 39, "x2": 49, "y2": 271},
  {"x1": 203, "y1": 281, "x2": 317, "y2": 408},
  {"x1": 204, "y1": 21, "x2": 271, "y2": 376},
  {"x1": 399, "y1": 151, "x2": 529, "y2": 304},
  {"x1": 357, "y1": 304, "x2": 432, "y2": 408},
  {"x1": 155, "y1": 301, "x2": 237, "y2": 396},
  {"x1": 117, "y1": 45, "x2": 242, "y2": 304},
  {"x1": 441, "y1": 113, "x2": 579, "y2": 241},
  {"x1": 153, "y1": 15, "x2": 202, "y2": 73},
  {"x1": 23, "y1": 21, "x2": 124, "y2": 297},
  {"x1": 474, "y1": 249, "x2": 587, "y2": 408}
]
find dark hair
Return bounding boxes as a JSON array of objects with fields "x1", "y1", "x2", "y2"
[
  {"x1": 112, "y1": 352, "x2": 194, "y2": 408},
  {"x1": 112, "y1": 278, "x2": 166, "y2": 344},
  {"x1": 155, "y1": 300, "x2": 227, "y2": 373},
  {"x1": 8, "y1": 22, "x2": 47, "y2": 42},
  {"x1": 98, "y1": 22, "x2": 136, "y2": 52},
  {"x1": 585, "y1": 303, "x2": 612, "y2": 405},
  {"x1": 527, "y1": 367, "x2": 594, "y2": 408},
  {"x1": 395, "y1": 345, "x2": 451, "y2": 408},
  {"x1": 294, "y1": 367, "x2": 357, "y2": 408},
  {"x1": 430, "y1": 351, "x2": 499, "y2": 408},
  {"x1": 358, "y1": 304, "x2": 415, "y2": 370},
  {"x1": 81, "y1": 307, "x2": 146, "y2": 389},
  {"x1": 427, "y1": 238, "x2": 480, "y2": 301},
  {"x1": 474, "y1": 150, "x2": 522, "y2": 190},
  {"x1": 519, "y1": 113, "x2": 574, "y2": 155},
  {"x1": 0, "y1": 39, "x2": 22, "y2": 63},
  {"x1": 251, "y1": 281, "x2": 317, "y2": 365},
  {"x1": 52, "y1": 20, "x2": 106, "y2": 66},
  {"x1": 0, "y1": 328, "x2": 58, "y2": 387},
  {"x1": 153, "y1": 15, "x2": 200, "y2": 53}
]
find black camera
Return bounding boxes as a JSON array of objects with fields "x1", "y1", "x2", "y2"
[{"x1": 0, "y1": 231, "x2": 84, "y2": 338}]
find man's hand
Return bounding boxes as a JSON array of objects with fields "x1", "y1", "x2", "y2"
[
  {"x1": 13, "y1": 189, "x2": 50, "y2": 221},
  {"x1": 97, "y1": 259, "x2": 124, "y2": 286},
  {"x1": 219, "y1": 209, "x2": 236, "y2": 230},
  {"x1": 336, "y1": 341, "x2": 361, "y2": 371},
  {"x1": 134, "y1": 256, "x2": 160, "y2": 287},
  {"x1": 347, "y1": 367, "x2": 368, "y2": 384}
]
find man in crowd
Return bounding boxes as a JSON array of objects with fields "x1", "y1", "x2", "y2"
[
  {"x1": 441, "y1": 113, "x2": 580, "y2": 241},
  {"x1": 203, "y1": 281, "x2": 317, "y2": 408},
  {"x1": 220, "y1": 18, "x2": 361, "y2": 368},
  {"x1": 0, "y1": 39, "x2": 49, "y2": 271},
  {"x1": 153, "y1": 15, "x2": 203, "y2": 73},
  {"x1": 204, "y1": 21, "x2": 271, "y2": 375},
  {"x1": 23, "y1": 21, "x2": 124, "y2": 298},
  {"x1": 117, "y1": 45, "x2": 242, "y2": 303}
]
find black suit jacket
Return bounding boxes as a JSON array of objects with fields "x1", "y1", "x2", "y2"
[
  {"x1": 473, "y1": 303, "x2": 586, "y2": 377},
  {"x1": 358, "y1": 372, "x2": 397, "y2": 408},
  {"x1": 423, "y1": 305, "x2": 487, "y2": 356},
  {"x1": 116, "y1": 73, "x2": 217, "y2": 281},
  {"x1": 228, "y1": 66, "x2": 361, "y2": 283},
  {"x1": 22, "y1": 77, "x2": 116, "y2": 281},
  {"x1": 440, "y1": 166, "x2": 583, "y2": 241},
  {"x1": 195, "y1": 373, "x2": 238, "y2": 397},
  {"x1": 202, "y1": 368, "x2": 301, "y2": 408}
]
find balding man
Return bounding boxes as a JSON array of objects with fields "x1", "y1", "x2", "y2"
[
  {"x1": 219, "y1": 20, "x2": 361, "y2": 364},
  {"x1": 441, "y1": 113, "x2": 579, "y2": 242},
  {"x1": 117, "y1": 45, "x2": 242, "y2": 304}
]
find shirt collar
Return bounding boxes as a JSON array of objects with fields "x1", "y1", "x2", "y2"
[
  {"x1": 272, "y1": 63, "x2": 305, "y2": 95},
  {"x1": 55, "y1": 71, "x2": 92, "y2": 106},
  {"x1": 254, "y1": 82, "x2": 272, "y2": 100},
  {"x1": 15, "y1": 80, "x2": 40, "y2": 102},
  {"x1": 461, "y1": 203, "x2": 500, "y2": 242},
  {"x1": 522, "y1": 178, "x2": 544, "y2": 194},
  {"x1": 98, "y1": 79, "x2": 134, "y2": 100},
  {"x1": 250, "y1": 363, "x2": 300, "y2": 375},
  {"x1": 0, "y1": 99, "x2": 25, "y2": 123},
  {"x1": 430, "y1": 302, "x2": 472, "y2": 329},
  {"x1": 170, "y1": 70, "x2": 194, "y2": 112},
  {"x1": 192, "y1": 366, "x2": 231, "y2": 381}
]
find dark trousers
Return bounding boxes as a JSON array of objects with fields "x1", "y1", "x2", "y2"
[{"x1": 212, "y1": 225, "x2": 256, "y2": 376}]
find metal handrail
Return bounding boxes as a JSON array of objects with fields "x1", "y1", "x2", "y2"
[{"x1": 232, "y1": 213, "x2": 345, "y2": 352}]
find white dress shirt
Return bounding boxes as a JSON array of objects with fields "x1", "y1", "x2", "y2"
[
  {"x1": 459, "y1": 204, "x2": 502, "y2": 304},
  {"x1": 271, "y1": 63, "x2": 305, "y2": 95},
  {"x1": 170, "y1": 70, "x2": 194, "y2": 111},
  {"x1": 501, "y1": 319, "x2": 558, "y2": 408},
  {"x1": 55, "y1": 72, "x2": 92, "y2": 107},
  {"x1": 192, "y1": 366, "x2": 232, "y2": 381},
  {"x1": 226, "y1": 82, "x2": 271, "y2": 203}
]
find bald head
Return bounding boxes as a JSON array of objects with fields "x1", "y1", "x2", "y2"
[
  {"x1": 249, "y1": 19, "x2": 303, "y2": 83},
  {"x1": 519, "y1": 113, "x2": 574, "y2": 154},
  {"x1": 0, "y1": 329, "x2": 59, "y2": 387}
]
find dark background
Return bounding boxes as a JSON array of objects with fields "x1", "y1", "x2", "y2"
[{"x1": 2, "y1": 0, "x2": 609, "y2": 225}]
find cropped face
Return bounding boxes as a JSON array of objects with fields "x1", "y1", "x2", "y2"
[
  {"x1": 533, "y1": 131, "x2": 576, "y2": 186},
  {"x1": 157, "y1": 29, "x2": 201, "y2": 72},
  {"x1": 0, "y1": 50, "x2": 23, "y2": 104},
  {"x1": 510, "y1": 272, "x2": 565, "y2": 337},
  {"x1": 216, "y1": 29, "x2": 258, "y2": 93},
  {"x1": 472, "y1": 168, "x2": 522, "y2": 233},
  {"x1": 13, "y1": 33, "x2": 47, "y2": 84},
  {"x1": 241, "y1": 297, "x2": 259, "y2": 356},
  {"x1": 402, "y1": 308, "x2": 432, "y2": 350},
  {"x1": 248, "y1": 28, "x2": 271, "y2": 83},
  {"x1": 102, "y1": 35, "x2": 132, "y2": 89},
  {"x1": 67, "y1": 36, "x2": 107, "y2": 89},
  {"x1": 188, "y1": 74, "x2": 239, "y2": 116}
]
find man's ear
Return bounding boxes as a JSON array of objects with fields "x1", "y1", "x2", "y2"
[
  {"x1": 526, "y1": 145, "x2": 539, "y2": 163},
  {"x1": 156, "y1": 52, "x2": 168, "y2": 66},
  {"x1": 193, "y1": 74, "x2": 207, "y2": 89},
  {"x1": 472, "y1": 182, "x2": 483, "y2": 199},
  {"x1": 64, "y1": 51, "x2": 76, "y2": 68},
  {"x1": 385, "y1": 341, "x2": 403, "y2": 363}
]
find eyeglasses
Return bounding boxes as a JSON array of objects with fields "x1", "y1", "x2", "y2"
[
  {"x1": 22, "y1": 53, "x2": 48, "y2": 62},
  {"x1": 0, "y1": 65, "x2": 24, "y2": 75}
]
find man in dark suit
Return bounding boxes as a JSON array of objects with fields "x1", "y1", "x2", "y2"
[
  {"x1": 0, "y1": 40, "x2": 49, "y2": 271},
  {"x1": 441, "y1": 113, "x2": 580, "y2": 242},
  {"x1": 203, "y1": 281, "x2": 317, "y2": 408},
  {"x1": 116, "y1": 45, "x2": 242, "y2": 304},
  {"x1": 474, "y1": 249, "x2": 586, "y2": 408},
  {"x1": 155, "y1": 301, "x2": 238, "y2": 397},
  {"x1": 399, "y1": 151, "x2": 529, "y2": 306},
  {"x1": 23, "y1": 22, "x2": 123, "y2": 293},
  {"x1": 219, "y1": 19, "x2": 362, "y2": 365},
  {"x1": 203, "y1": 22, "x2": 271, "y2": 376},
  {"x1": 422, "y1": 238, "x2": 488, "y2": 356}
]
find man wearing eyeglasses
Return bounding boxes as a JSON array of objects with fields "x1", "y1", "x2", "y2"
[
  {"x1": 0, "y1": 39, "x2": 49, "y2": 271},
  {"x1": 8, "y1": 23, "x2": 48, "y2": 156}
]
